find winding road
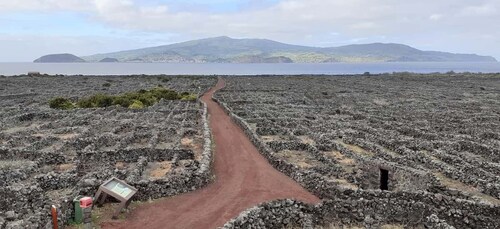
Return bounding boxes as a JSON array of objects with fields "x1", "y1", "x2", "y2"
[{"x1": 101, "y1": 78, "x2": 320, "y2": 229}]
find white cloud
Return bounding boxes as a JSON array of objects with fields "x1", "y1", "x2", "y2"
[
  {"x1": 0, "y1": 0, "x2": 92, "y2": 11},
  {"x1": 1, "y1": 0, "x2": 500, "y2": 59},
  {"x1": 429, "y1": 14, "x2": 444, "y2": 21},
  {"x1": 350, "y1": 22, "x2": 379, "y2": 30},
  {"x1": 460, "y1": 4, "x2": 497, "y2": 16}
]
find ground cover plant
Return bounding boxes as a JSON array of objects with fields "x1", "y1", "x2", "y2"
[{"x1": 0, "y1": 75, "x2": 216, "y2": 228}]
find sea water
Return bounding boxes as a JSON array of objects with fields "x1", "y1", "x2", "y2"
[{"x1": 0, "y1": 62, "x2": 499, "y2": 76}]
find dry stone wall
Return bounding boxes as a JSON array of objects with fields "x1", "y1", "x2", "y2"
[
  {"x1": 215, "y1": 74, "x2": 500, "y2": 229},
  {"x1": 0, "y1": 75, "x2": 216, "y2": 228}
]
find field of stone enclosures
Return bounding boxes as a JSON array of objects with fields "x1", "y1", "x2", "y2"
[
  {"x1": 1, "y1": 73, "x2": 500, "y2": 229},
  {"x1": 215, "y1": 74, "x2": 500, "y2": 228},
  {"x1": 0, "y1": 75, "x2": 216, "y2": 228}
]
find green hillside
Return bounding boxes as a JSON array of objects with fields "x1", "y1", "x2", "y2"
[{"x1": 67, "y1": 37, "x2": 497, "y2": 63}]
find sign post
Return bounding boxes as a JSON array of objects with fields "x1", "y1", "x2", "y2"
[{"x1": 93, "y1": 177, "x2": 137, "y2": 219}]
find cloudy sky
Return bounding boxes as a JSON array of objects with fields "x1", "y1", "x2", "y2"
[{"x1": 0, "y1": 0, "x2": 499, "y2": 62}]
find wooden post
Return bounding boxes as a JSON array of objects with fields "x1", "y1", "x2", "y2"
[{"x1": 51, "y1": 205, "x2": 58, "y2": 229}]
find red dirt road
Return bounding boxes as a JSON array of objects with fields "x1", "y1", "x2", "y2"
[{"x1": 101, "y1": 78, "x2": 320, "y2": 229}]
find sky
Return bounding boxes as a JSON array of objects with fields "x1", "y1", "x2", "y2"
[{"x1": 0, "y1": 0, "x2": 499, "y2": 62}]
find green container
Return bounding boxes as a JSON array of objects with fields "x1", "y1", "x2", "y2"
[{"x1": 73, "y1": 195, "x2": 84, "y2": 224}]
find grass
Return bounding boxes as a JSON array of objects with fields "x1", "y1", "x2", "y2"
[
  {"x1": 324, "y1": 150, "x2": 357, "y2": 174},
  {"x1": 49, "y1": 87, "x2": 197, "y2": 110},
  {"x1": 335, "y1": 140, "x2": 375, "y2": 157},
  {"x1": 147, "y1": 161, "x2": 173, "y2": 178},
  {"x1": 434, "y1": 172, "x2": 500, "y2": 205},
  {"x1": 277, "y1": 150, "x2": 322, "y2": 169}
]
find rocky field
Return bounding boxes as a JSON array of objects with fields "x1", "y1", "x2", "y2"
[
  {"x1": 215, "y1": 73, "x2": 500, "y2": 228},
  {"x1": 0, "y1": 75, "x2": 216, "y2": 228},
  {"x1": 1, "y1": 73, "x2": 499, "y2": 229}
]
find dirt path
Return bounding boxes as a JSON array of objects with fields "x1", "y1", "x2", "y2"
[{"x1": 101, "y1": 78, "x2": 320, "y2": 229}]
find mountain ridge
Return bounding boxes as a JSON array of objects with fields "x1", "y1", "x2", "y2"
[{"x1": 38, "y1": 37, "x2": 497, "y2": 63}]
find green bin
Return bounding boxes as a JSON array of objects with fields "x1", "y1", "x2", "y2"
[{"x1": 73, "y1": 195, "x2": 84, "y2": 224}]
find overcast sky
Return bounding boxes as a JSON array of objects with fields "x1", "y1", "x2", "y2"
[{"x1": 0, "y1": 0, "x2": 499, "y2": 62}]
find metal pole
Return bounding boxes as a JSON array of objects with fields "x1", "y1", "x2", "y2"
[{"x1": 51, "y1": 205, "x2": 58, "y2": 229}]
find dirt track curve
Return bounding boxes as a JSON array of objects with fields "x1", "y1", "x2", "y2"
[{"x1": 101, "y1": 78, "x2": 320, "y2": 229}]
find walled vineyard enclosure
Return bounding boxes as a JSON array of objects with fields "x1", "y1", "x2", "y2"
[
  {"x1": 0, "y1": 75, "x2": 216, "y2": 228},
  {"x1": 215, "y1": 74, "x2": 500, "y2": 228}
]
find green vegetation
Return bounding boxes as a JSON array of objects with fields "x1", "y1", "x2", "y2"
[
  {"x1": 102, "y1": 83, "x2": 111, "y2": 87},
  {"x1": 128, "y1": 100, "x2": 144, "y2": 109},
  {"x1": 80, "y1": 36, "x2": 497, "y2": 63},
  {"x1": 180, "y1": 93, "x2": 197, "y2": 101},
  {"x1": 49, "y1": 97, "x2": 76, "y2": 110},
  {"x1": 49, "y1": 87, "x2": 197, "y2": 110}
]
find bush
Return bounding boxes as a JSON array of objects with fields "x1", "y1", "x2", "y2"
[
  {"x1": 181, "y1": 94, "x2": 197, "y2": 101},
  {"x1": 102, "y1": 83, "x2": 111, "y2": 87},
  {"x1": 150, "y1": 87, "x2": 181, "y2": 100},
  {"x1": 76, "y1": 98, "x2": 93, "y2": 108},
  {"x1": 112, "y1": 96, "x2": 133, "y2": 107},
  {"x1": 50, "y1": 87, "x2": 196, "y2": 110},
  {"x1": 128, "y1": 100, "x2": 144, "y2": 109},
  {"x1": 49, "y1": 97, "x2": 75, "y2": 110},
  {"x1": 77, "y1": 94, "x2": 114, "y2": 108}
]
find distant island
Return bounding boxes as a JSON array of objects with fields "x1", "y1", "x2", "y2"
[
  {"x1": 34, "y1": 36, "x2": 497, "y2": 63},
  {"x1": 34, "y1": 53, "x2": 85, "y2": 63}
]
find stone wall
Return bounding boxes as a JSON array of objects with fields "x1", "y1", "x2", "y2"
[
  {"x1": 221, "y1": 199, "x2": 459, "y2": 229},
  {"x1": 213, "y1": 97, "x2": 500, "y2": 229},
  {"x1": 74, "y1": 99, "x2": 214, "y2": 207},
  {"x1": 0, "y1": 100, "x2": 213, "y2": 229}
]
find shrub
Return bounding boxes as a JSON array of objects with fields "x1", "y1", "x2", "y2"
[
  {"x1": 135, "y1": 93, "x2": 157, "y2": 106},
  {"x1": 150, "y1": 87, "x2": 181, "y2": 100},
  {"x1": 76, "y1": 98, "x2": 93, "y2": 108},
  {"x1": 102, "y1": 83, "x2": 111, "y2": 87},
  {"x1": 49, "y1": 97, "x2": 75, "y2": 110},
  {"x1": 181, "y1": 94, "x2": 197, "y2": 101},
  {"x1": 128, "y1": 100, "x2": 144, "y2": 109},
  {"x1": 112, "y1": 96, "x2": 133, "y2": 107},
  {"x1": 77, "y1": 94, "x2": 114, "y2": 108},
  {"x1": 50, "y1": 87, "x2": 196, "y2": 110}
]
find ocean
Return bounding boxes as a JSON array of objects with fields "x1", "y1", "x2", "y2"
[{"x1": 1, "y1": 62, "x2": 499, "y2": 76}]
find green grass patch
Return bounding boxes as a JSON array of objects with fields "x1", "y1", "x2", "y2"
[
  {"x1": 49, "y1": 87, "x2": 196, "y2": 110},
  {"x1": 49, "y1": 97, "x2": 76, "y2": 110}
]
